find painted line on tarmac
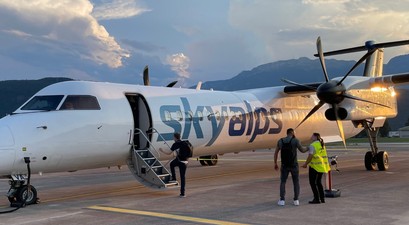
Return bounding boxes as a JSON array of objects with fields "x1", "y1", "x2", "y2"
[
  {"x1": 39, "y1": 185, "x2": 147, "y2": 203},
  {"x1": 87, "y1": 205, "x2": 249, "y2": 225}
]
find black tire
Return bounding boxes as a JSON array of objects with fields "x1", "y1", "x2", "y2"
[
  {"x1": 199, "y1": 159, "x2": 208, "y2": 166},
  {"x1": 364, "y1": 151, "x2": 376, "y2": 171},
  {"x1": 377, "y1": 151, "x2": 389, "y2": 171},
  {"x1": 206, "y1": 155, "x2": 218, "y2": 166},
  {"x1": 17, "y1": 185, "x2": 37, "y2": 205},
  {"x1": 7, "y1": 196, "x2": 17, "y2": 204}
]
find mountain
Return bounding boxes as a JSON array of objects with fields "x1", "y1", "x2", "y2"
[
  {"x1": 200, "y1": 57, "x2": 361, "y2": 91},
  {"x1": 201, "y1": 55, "x2": 409, "y2": 91},
  {"x1": 1, "y1": 55, "x2": 409, "y2": 130}
]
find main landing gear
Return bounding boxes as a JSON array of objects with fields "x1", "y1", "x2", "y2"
[
  {"x1": 199, "y1": 155, "x2": 218, "y2": 166},
  {"x1": 362, "y1": 120, "x2": 389, "y2": 171}
]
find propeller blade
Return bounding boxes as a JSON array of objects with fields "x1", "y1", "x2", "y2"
[
  {"x1": 296, "y1": 100, "x2": 325, "y2": 129},
  {"x1": 336, "y1": 49, "x2": 376, "y2": 85},
  {"x1": 342, "y1": 93, "x2": 391, "y2": 108},
  {"x1": 317, "y1": 37, "x2": 330, "y2": 82},
  {"x1": 332, "y1": 104, "x2": 346, "y2": 148},
  {"x1": 281, "y1": 78, "x2": 317, "y2": 90},
  {"x1": 314, "y1": 39, "x2": 409, "y2": 57},
  {"x1": 196, "y1": 81, "x2": 202, "y2": 90},
  {"x1": 166, "y1": 81, "x2": 178, "y2": 87},
  {"x1": 143, "y1": 65, "x2": 150, "y2": 86}
]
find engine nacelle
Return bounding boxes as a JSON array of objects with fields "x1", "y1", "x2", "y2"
[{"x1": 325, "y1": 107, "x2": 348, "y2": 121}]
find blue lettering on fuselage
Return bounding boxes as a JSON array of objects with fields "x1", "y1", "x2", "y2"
[{"x1": 158, "y1": 97, "x2": 282, "y2": 145}]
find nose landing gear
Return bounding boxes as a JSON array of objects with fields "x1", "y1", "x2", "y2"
[
  {"x1": 7, "y1": 176, "x2": 38, "y2": 207},
  {"x1": 6, "y1": 157, "x2": 39, "y2": 209}
]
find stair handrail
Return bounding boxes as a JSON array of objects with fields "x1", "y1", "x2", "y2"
[
  {"x1": 135, "y1": 127, "x2": 177, "y2": 171},
  {"x1": 134, "y1": 128, "x2": 162, "y2": 172},
  {"x1": 148, "y1": 127, "x2": 172, "y2": 149},
  {"x1": 148, "y1": 127, "x2": 178, "y2": 167}
]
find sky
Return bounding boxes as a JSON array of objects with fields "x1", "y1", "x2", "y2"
[{"x1": 1, "y1": 0, "x2": 409, "y2": 87}]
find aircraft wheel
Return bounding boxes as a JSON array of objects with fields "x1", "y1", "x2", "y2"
[
  {"x1": 7, "y1": 196, "x2": 17, "y2": 204},
  {"x1": 199, "y1": 159, "x2": 208, "y2": 166},
  {"x1": 376, "y1": 151, "x2": 389, "y2": 171},
  {"x1": 17, "y1": 185, "x2": 38, "y2": 205},
  {"x1": 206, "y1": 155, "x2": 218, "y2": 166},
  {"x1": 364, "y1": 151, "x2": 376, "y2": 171}
]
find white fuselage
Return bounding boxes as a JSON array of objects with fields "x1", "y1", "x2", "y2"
[{"x1": 0, "y1": 78, "x2": 397, "y2": 176}]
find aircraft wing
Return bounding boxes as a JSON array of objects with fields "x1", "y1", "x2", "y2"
[
  {"x1": 371, "y1": 72, "x2": 409, "y2": 86},
  {"x1": 283, "y1": 72, "x2": 409, "y2": 96}
]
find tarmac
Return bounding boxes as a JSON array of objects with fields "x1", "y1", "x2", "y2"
[{"x1": 1, "y1": 143, "x2": 409, "y2": 225}]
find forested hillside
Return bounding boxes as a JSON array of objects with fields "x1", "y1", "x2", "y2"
[{"x1": 0, "y1": 77, "x2": 72, "y2": 117}]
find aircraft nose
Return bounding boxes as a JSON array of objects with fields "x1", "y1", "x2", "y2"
[{"x1": 0, "y1": 125, "x2": 14, "y2": 147}]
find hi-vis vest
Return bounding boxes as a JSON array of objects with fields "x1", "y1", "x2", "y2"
[{"x1": 309, "y1": 141, "x2": 330, "y2": 173}]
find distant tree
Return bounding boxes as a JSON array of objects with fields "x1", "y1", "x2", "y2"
[{"x1": 405, "y1": 116, "x2": 409, "y2": 127}]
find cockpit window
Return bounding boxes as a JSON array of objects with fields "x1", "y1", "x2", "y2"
[
  {"x1": 21, "y1": 95, "x2": 64, "y2": 111},
  {"x1": 60, "y1": 95, "x2": 100, "y2": 110}
]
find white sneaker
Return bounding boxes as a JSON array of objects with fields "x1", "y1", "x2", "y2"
[
  {"x1": 293, "y1": 200, "x2": 299, "y2": 206},
  {"x1": 277, "y1": 200, "x2": 285, "y2": 206}
]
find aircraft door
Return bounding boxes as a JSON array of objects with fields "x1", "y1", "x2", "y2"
[{"x1": 125, "y1": 94, "x2": 152, "y2": 150}]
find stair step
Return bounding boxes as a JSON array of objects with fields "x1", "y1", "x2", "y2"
[
  {"x1": 128, "y1": 144, "x2": 174, "y2": 189},
  {"x1": 165, "y1": 181, "x2": 179, "y2": 188},
  {"x1": 158, "y1": 174, "x2": 171, "y2": 178}
]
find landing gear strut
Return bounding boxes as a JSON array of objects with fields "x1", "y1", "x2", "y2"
[{"x1": 363, "y1": 120, "x2": 389, "y2": 171}]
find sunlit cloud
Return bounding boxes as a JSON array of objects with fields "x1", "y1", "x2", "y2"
[
  {"x1": 166, "y1": 53, "x2": 190, "y2": 78},
  {"x1": 0, "y1": 0, "x2": 129, "y2": 68},
  {"x1": 92, "y1": 0, "x2": 150, "y2": 20},
  {"x1": 229, "y1": 0, "x2": 409, "y2": 62}
]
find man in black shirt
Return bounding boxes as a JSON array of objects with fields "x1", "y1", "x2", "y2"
[
  {"x1": 274, "y1": 128, "x2": 308, "y2": 206},
  {"x1": 169, "y1": 132, "x2": 189, "y2": 198}
]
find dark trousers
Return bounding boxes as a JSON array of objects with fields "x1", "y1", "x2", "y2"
[
  {"x1": 280, "y1": 164, "x2": 300, "y2": 201},
  {"x1": 170, "y1": 159, "x2": 187, "y2": 195},
  {"x1": 309, "y1": 167, "x2": 325, "y2": 201}
]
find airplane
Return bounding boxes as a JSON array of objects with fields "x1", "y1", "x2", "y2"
[{"x1": 1, "y1": 37, "x2": 409, "y2": 207}]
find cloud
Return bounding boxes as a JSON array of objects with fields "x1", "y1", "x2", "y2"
[
  {"x1": 166, "y1": 53, "x2": 190, "y2": 79},
  {"x1": 121, "y1": 38, "x2": 166, "y2": 53},
  {"x1": 92, "y1": 0, "x2": 150, "y2": 20},
  {"x1": 229, "y1": 0, "x2": 409, "y2": 62},
  {"x1": 0, "y1": 0, "x2": 129, "y2": 69}
]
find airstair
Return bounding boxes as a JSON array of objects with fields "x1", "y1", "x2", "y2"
[{"x1": 127, "y1": 128, "x2": 178, "y2": 189}]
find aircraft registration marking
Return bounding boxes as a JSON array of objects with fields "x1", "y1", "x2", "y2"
[{"x1": 87, "y1": 205, "x2": 249, "y2": 225}]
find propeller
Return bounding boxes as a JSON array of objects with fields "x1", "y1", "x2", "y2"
[
  {"x1": 283, "y1": 36, "x2": 390, "y2": 147},
  {"x1": 143, "y1": 65, "x2": 150, "y2": 86},
  {"x1": 166, "y1": 81, "x2": 178, "y2": 87},
  {"x1": 142, "y1": 65, "x2": 178, "y2": 87}
]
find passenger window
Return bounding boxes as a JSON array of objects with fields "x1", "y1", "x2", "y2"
[
  {"x1": 186, "y1": 111, "x2": 193, "y2": 121},
  {"x1": 215, "y1": 111, "x2": 221, "y2": 121},
  {"x1": 21, "y1": 95, "x2": 64, "y2": 111},
  {"x1": 60, "y1": 95, "x2": 100, "y2": 110},
  {"x1": 197, "y1": 111, "x2": 203, "y2": 121},
  {"x1": 164, "y1": 111, "x2": 171, "y2": 121},
  {"x1": 173, "y1": 111, "x2": 183, "y2": 121}
]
